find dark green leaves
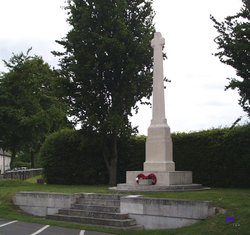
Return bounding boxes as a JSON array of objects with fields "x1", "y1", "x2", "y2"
[
  {"x1": 0, "y1": 51, "x2": 68, "y2": 167},
  {"x1": 54, "y1": 0, "x2": 155, "y2": 136}
]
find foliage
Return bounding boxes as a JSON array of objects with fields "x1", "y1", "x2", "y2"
[
  {"x1": 119, "y1": 125, "x2": 250, "y2": 187},
  {"x1": 173, "y1": 125, "x2": 250, "y2": 187},
  {"x1": 117, "y1": 135, "x2": 146, "y2": 183},
  {"x1": 0, "y1": 50, "x2": 68, "y2": 168},
  {"x1": 12, "y1": 161, "x2": 31, "y2": 169},
  {"x1": 16, "y1": 151, "x2": 31, "y2": 163},
  {"x1": 40, "y1": 129, "x2": 108, "y2": 185},
  {"x1": 211, "y1": 1, "x2": 250, "y2": 117},
  {"x1": 40, "y1": 128, "x2": 145, "y2": 185},
  {"x1": 53, "y1": 0, "x2": 155, "y2": 185}
]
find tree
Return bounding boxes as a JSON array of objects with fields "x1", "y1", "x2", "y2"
[
  {"x1": 54, "y1": 0, "x2": 155, "y2": 185},
  {"x1": 0, "y1": 50, "x2": 68, "y2": 168},
  {"x1": 211, "y1": 0, "x2": 250, "y2": 117}
]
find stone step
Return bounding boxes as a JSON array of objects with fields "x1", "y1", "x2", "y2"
[
  {"x1": 47, "y1": 214, "x2": 137, "y2": 227},
  {"x1": 115, "y1": 183, "x2": 204, "y2": 192},
  {"x1": 80, "y1": 193, "x2": 122, "y2": 200},
  {"x1": 72, "y1": 204, "x2": 120, "y2": 213},
  {"x1": 59, "y1": 208, "x2": 129, "y2": 220},
  {"x1": 76, "y1": 198, "x2": 120, "y2": 207}
]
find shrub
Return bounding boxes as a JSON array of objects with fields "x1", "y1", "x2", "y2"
[
  {"x1": 172, "y1": 124, "x2": 250, "y2": 187},
  {"x1": 117, "y1": 125, "x2": 250, "y2": 188},
  {"x1": 40, "y1": 129, "x2": 108, "y2": 185},
  {"x1": 117, "y1": 135, "x2": 146, "y2": 183},
  {"x1": 40, "y1": 124, "x2": 250, "y2": 187}
]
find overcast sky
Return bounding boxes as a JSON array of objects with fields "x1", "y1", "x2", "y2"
[{"x1": 0, "y1": 0, "x2": 247, "y2": 134}]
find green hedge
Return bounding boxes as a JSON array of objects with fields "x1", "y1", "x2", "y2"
[
  {"x1": 117, "y1": 135, "x2": 146, "y2": 183},
  {"x1": 40, "y1": 125, "x2": 250, "y2": 187},
  {"x1": 40, "y1": 129, "x2": 145, "y2": 185},
  {"x1": 40, "y1": 129, "x2": 108, "y2": 185},
  {"x1": 173, "y1": 124, "x2": 250, "y2": 187},
  {"x1": 118, "y1": 125, "x2": 250, "y2": 187}
]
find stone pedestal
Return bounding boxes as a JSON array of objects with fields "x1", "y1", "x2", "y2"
[
  {"x1": 144, "y1": 123, "x2": 175, "y2": 172},
  {"x1": 115, "y1": 170, "x2": 203, "y2": 191},
  {"x1": 126, "y1": 171, "x2": 192, "y2": 186},
  {"x1": 115, "y1": 171, "x2": 199, "y2": 192}
]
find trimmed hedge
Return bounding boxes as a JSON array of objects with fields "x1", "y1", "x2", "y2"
[
  {"x1": 173, "y1": 124, "x2": 250, "y2": 187},
  {"x1": 40, "y1": 125, "x2": 250, "y2": 187},
  {"x1": 40, "y1": 129, "x2": 108, "y2": 185},
  {"x1": 117, "y1": 135, "x2": 146, "y2": 183},
  {"x1": 40, "y1": 129, "x2": 145, "y2": 185},
  {"x1": 120, "y1": 125, "x2": 250, "y2": 187}
]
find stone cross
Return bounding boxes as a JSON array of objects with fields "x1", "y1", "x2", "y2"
[
  {"x1": 144, "y1": 32, "x2": 175, "y2": 172},
  {"x1": 116, "y1": 32, "x2": 195, "y2": 190},
  {"x1": 150, "y1": 32, "x2": 166, "y2": 125}
]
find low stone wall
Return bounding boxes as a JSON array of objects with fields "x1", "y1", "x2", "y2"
[
  {"x1": 120, "y1": 195, "x2": 216, "y2": 229},
  {"x1": 13, "y1": 192, "x2": 79, "y2": 216},
  {"x1": 14, "y1": 192, "x2": 217, "y2": 229}
]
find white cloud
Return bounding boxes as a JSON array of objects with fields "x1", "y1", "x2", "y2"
[{"x1": 0, "y1": 0, "x2": 68, "y2": 71}]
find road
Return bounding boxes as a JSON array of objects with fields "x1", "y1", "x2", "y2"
[{"x1": 0, "y1": 219, "x2": 114, "y2": 235}]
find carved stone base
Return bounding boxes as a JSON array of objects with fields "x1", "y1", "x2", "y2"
[{"x1": 113, "y1": 170, "x2": 204, "y2": 192}]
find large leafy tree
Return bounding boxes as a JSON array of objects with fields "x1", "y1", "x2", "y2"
[
  {"x1": 54, "y1": 0, "x2": 155, "y2": 185},
  {"x1": 211, "y1": 0, "x2": 250, "y2": 117},
  {"x1": 0, "y1": 50, "x2": 68, "y2": 168}
]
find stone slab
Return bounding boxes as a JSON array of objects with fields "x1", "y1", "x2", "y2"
[
  {"x1": 144, "y1": 161, "x2": 175, "y2": 172},
  {"x1": 120, "y1": 196, "x2": 214, "y2": 219},
  {"x1": 120, "y1": 196, "x2": 216, "y2": 229},
  {"x1": 14, "y1": 192, "x2": 79, "y2": 216},
  {"x1": 113, "y1": 184, "x2": 204, "y2": 192},
  {"x1": 19, "y1": 205, "x2": 47, "y2": 217},
  {"x1": 145, "y1": 124, "x2": 175, "y2": 172},
  {"x1": 129, "y1": 213, "x2": 198, "y2": 229}
]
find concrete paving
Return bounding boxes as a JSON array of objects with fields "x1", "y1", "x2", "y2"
[{"x1": 0, "y1": 219, "x2": 113, "y2": 235}]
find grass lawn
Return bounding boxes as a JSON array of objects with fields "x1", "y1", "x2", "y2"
[{"x1": 0, "y1": 177, "x2": 249, "y2": 235}]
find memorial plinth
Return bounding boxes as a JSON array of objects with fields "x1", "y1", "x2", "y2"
[
  {"x1": 144, "y1": 123, "x2": 175, "y2": 172},
  {"x1": 115, "y1": 32, "x2": 202, "y2": 192}
]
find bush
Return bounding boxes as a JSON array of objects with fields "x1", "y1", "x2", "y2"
[
  {"x1": 117, "y1": 125, "x2": 250, "y2": 188},
  {"x1": 172, "y1": 124, "x2": 250, "y2": 187},
  {"x1": 40, "y1": 124, "x2": 250, "y2": 187},
  {"x1": 117, "y1": 135, "x2": 146, "y2": 183},
  {"x1": 40, "y1": 129, "x2": 108, "y2": 185}
]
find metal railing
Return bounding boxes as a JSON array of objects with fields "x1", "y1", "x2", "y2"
[{"x1": 3, "y1": 168, "x2": 43, "y2": 180}]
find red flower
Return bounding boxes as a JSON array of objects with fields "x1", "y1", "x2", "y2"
[
  {"x1": 136, "y1": 173, "x2": 157, "y2": 185},
  {"x1": 136, "y1": 173, "x2": 146, "y2": 184},
  {"x1": 147, "y1": 173, "x2": 157, "y2": 185}
]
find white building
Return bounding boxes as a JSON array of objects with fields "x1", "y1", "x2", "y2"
[{"x1": 0, "y1": 149, "x2": 11, "y2": 174}]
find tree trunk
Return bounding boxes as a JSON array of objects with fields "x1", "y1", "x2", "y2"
[
  {"x1": 10, "y1": 151, "x2": 16, "y2": 169},
  {"x1": 103, "y1": 133, "x2": 118, "y2": 186},
  {"x1": 30, "y1": 151, "x2": 35, "y2": 168},
  {"x1": 109, "y1": 156, "x2": 117, "y2": 186}
]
